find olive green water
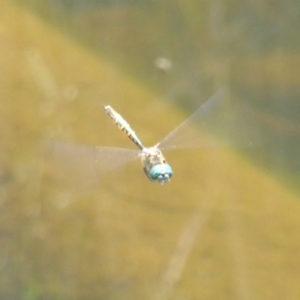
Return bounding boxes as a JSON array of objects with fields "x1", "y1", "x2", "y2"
[{"x1": 1, "y1": 1, "x2": 300, "y2": 299}]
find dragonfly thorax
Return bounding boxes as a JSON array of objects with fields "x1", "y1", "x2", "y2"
[{"x1": 141, "y1": 147, "x2": 172, "y2": 185}]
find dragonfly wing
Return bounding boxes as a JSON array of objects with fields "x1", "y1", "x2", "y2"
[
  {"x1": 43, "y1": 140, "x2": 140, "y2": 189},
  {"x1": 157, "y1": 88, "x2": 261, "y2": 150}
]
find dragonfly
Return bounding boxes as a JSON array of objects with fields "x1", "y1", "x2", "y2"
[{"x1": 47, "y1": 88, "x2": 259, "y2": 186}]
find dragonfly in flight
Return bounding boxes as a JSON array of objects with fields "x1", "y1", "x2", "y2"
[{"x1": 48, "y1": 88, "x2": 258, "y2": 186}]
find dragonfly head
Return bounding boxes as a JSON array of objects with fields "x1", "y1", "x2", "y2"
[{"x1": 149, "y1": 164, "x2": 173, "y2": 185}]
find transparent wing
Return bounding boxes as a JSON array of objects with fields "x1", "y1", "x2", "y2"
[
  {"x1": 43, "y1": 140, "x2": 140, "y2": 189},
  {"x1": 157, "y1": 88, "x2": 261, "y2": 150}
]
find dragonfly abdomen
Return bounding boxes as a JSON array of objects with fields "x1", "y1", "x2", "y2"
[{"x1": 104, "y1": 105, "x2": 144, "y2": 150}]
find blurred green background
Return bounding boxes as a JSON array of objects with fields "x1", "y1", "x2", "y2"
[{"x1": 0, "y1": 0, "x2": 300, "y2": 299}]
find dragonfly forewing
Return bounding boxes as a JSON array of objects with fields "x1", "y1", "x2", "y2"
[
  {"x1": 43, "y1": 140, "x2": 140, "y2": 189},
  {"x1": 156, "y1": 88, "x2": 261, "y2": 151}
]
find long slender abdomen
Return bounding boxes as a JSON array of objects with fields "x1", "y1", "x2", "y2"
[{"x1": 104, "y1": 105, "x2": 144, "y2": 150}]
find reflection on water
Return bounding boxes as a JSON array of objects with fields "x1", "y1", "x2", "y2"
[{"x1": 1, "y1": 0, "x2": 300, "y2": 299}]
